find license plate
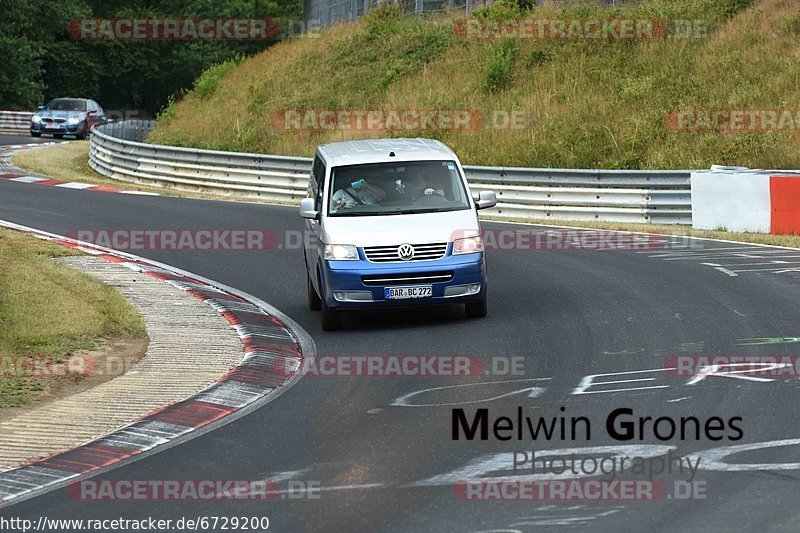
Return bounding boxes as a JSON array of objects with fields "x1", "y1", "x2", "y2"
[
  {"x1": 45, "y1": 124, "x2": 62, "y2": 130},
  {"x1": 385, "y1": 285, "x2": 432, "y2": 300}
]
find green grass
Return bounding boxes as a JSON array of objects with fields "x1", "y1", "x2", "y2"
[
  {"x1": 147, "y1": 0, "x2": 800, "y2": 170},
  {"x1": 193, "y1": 55, "x2": 246, "y2": 100},
  {"x1": 0, "y1": 229, "x2": 146, "y2": 406}
]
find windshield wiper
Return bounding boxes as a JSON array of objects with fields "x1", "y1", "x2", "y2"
[
  {"x1": 330, "y1": 211, "x2": 382, "y2": 217},
  {"x1": 388, "y1": 207, "x2": 464, "y2": 215},
  {"x1": 331, "y1": 207, "x2": 468, "y2": 217}
]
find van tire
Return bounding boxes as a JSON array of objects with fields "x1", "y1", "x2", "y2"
[
  {"x1": 307, "y1": 273, "x2": 321, "y2": 311},
  {"x1": 321, "y1": 296, "x2": 341, "y2": 331},
  {"x1": 465, "y1": 297, "x2": 487, "y2": 318}
]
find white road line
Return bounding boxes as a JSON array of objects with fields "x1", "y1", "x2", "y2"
[
  {"x1": 651, "y1": 249, "x2": 800, "y2": 260},
  {"x1": 119, "y1": 190, "x2": 160, "y2": 196},
  {"x1": 712, "y1": 260, "x2": 800, "y2": 267},
  {"x1": 661, "y1": 254, "x2": 761, "y2": 261},
  {"x1": 667, "y1": 397, "x2": 690, "y2": 403},
  {"x1": 640, "y1": 246, "x2": 757, "y2": 256},
  {"x1": 574, "y1": 385, "x2": 671, "y2": 394},
  {"x1": 55, "y1": 182, "x2": 95, "y2": 189},
  {"x1": 9, "y1": 176, "x2": 46, "y2": 183},
  {"x1": 729, "y1": 267, "x2": 800, "y2": 273}
]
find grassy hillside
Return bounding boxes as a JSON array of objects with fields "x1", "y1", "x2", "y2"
[{"x1": 148, "y1": 0, "x2": 800, "y2": 170}]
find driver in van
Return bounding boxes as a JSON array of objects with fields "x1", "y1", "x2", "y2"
[
  {"x1": 407, "y1": 165, "x2": 445, "y2": 199},
  {"x1": 331, "y1": 178, "x2": 386, "y2": 211}
]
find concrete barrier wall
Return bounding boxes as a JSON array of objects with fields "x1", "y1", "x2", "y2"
[{"x1": 692, "y1": 168, "x2": 800, "y2": 234}]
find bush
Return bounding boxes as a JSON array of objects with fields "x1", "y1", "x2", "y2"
[
  {"x1": 484, "y1": 40, "x2": 517, "y2": 92},
  {"x1": 193, "y1": 56, "x2": 244, "y2": 100},
  {"x1": 472, "y1": 0, "x2": 528, "y2": 20},
  {"x1": 363, "y1": 2, "x2": 404, "y2": 34},
  {"x1": 701, "y1": 0, "x2": 757, "y2": 19}
]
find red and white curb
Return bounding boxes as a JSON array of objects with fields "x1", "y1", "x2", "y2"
[
  {"x1": 0, "y1": 220, "x2": 315, "y2": 508},
  {"x1": 0, "y1": 142, "x2": 58, "y2": 151},
  {"x1": 0, "y1": 173, "x2": 159, "y2": 195}
]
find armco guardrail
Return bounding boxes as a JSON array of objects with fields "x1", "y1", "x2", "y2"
[
  {"x1": 89, "y1": 120, "x2": 692, "y2": 224},
  {"x1": 89, "y1": 121, "x2": 312, "y2": 203},
  {"x1": 0, "y1": 111, "x2": 34, "y2": 133}
]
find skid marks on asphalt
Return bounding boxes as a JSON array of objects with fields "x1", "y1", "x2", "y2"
[
  {"x1": 471, "y1": 505, "x2": 625, "y2": 531},
  {"x1": 639, "y1": 243, "x2": 800, "y2": 277}
]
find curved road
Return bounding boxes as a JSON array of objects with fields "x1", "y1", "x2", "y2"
[
  {"x1": 0, "y1": 133, "x2": 66, "y2": 146},
  {"x1": 1, "y1": 139, "x2": 800, "y2": 532}
]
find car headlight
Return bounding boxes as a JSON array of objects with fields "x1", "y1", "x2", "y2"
[
  {"x1": 67, "y1": 117, "x2": 82, "y2": 125},
  {"x1": 324, "y1": 244, "x2": 359, "y2": 261},
  {"x1": 453, "y1": 236, "x2": 484, "y2": 255},
  {"x1": 31, "y1": 115, "x2": 41, "y2": 124}
]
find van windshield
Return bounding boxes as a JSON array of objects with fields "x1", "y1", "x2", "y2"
[{"x1": 328, "y1": 160, "x2": 471, "y2": 216}]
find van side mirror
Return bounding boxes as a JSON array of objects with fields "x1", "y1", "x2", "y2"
[
  {"x1": 475, "y1": 190, "x2": 497, "y2": 210},
  {"x1": 299, "y1": 198, "x2": 319, "y2": 220}
]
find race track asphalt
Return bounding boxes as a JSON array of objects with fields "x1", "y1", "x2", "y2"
[{"x1": 1, "y1": 150, "x2": 800, "y2": 532}]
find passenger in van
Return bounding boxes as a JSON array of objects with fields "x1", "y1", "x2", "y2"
[{"x1": 331, "y1": 178, "x2": 386, "y2": 210}]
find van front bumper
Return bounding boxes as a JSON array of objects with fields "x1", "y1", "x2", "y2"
[{"x1": 319, "y1": 251, "x2": 486, "y2": 310}]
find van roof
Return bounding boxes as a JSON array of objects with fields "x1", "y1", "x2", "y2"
[{"x1": 317, "y1": 138, "x2": 457, "y2": 167}]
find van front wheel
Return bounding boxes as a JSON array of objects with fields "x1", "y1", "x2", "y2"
[
  {"x1": 465, "y1": 297, "x2": 487, "y2": 318},
  {"x1": 321, "y1": 296, "x2": 341, "y2": 331},
  {"x1": 307, "y1": 274, "x2": 321, "y2": 311}
]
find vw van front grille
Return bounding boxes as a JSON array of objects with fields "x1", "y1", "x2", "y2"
[{"x1": 363, "y1": 242, "x2": 448, "y2": 263}]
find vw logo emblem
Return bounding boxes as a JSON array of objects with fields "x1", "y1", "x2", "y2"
[{"x1": 398, "y1": 243, "x2": 415, "y2": 261}]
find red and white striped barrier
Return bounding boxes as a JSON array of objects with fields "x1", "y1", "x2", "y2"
[{"x1": 691, "y1": 167, "x2": 800, "y2": 235}]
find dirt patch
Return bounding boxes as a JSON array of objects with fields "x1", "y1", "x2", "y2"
[{"x1": 0, "y1": 336, "x2": 148, "y2": 423}]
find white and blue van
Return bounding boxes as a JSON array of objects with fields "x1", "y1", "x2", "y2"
[{"x1": 299, "y1": 138, "x2": 496, "y2": 330}]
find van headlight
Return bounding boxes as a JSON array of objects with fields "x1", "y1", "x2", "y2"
[
  {"x1": 453, "y1": 236, "x2": 484, "y2": 255},
  {"x1": 324, "y1": 244, "x2": 359, "y2": 260}
]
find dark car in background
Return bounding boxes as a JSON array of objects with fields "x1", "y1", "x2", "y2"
[{"x1": 30, "y1": 98, "x2": 108, "y2": 139}]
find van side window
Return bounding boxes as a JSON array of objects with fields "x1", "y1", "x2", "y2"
[{"x1": 311, "y1": 155, "x2": 326, "y2": 210}]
